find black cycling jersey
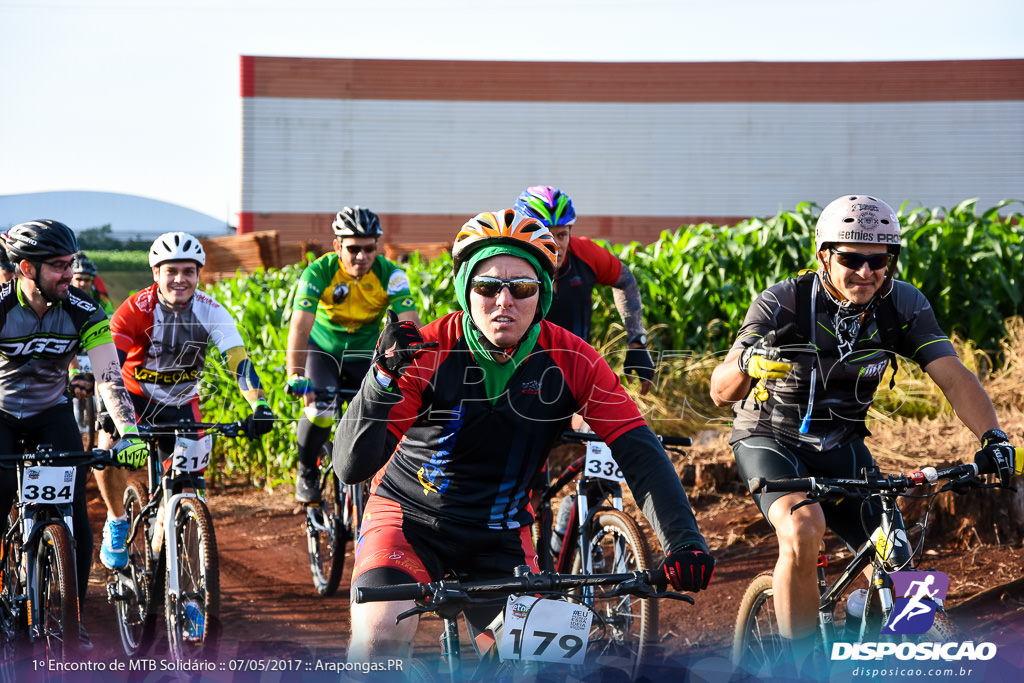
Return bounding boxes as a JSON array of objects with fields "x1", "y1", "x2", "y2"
[
  {"x1": 730, "y1": 275, "x2": 956, "y2": 451},
  {"x1": 547, "y1": 237, "x2": 622, "y2": 342},
  {"x1": 0, "y1": 281, "x2": 109, "y2": 419}
]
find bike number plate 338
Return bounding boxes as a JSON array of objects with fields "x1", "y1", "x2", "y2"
[
  {"x1": 585, "y1": 441, "x2": 624, "y2": 483},
  {"x1": 499, "y1": 595, "x2": 592, "y2": 665},
  {"x1": 22, "y1": 465, "x2": 77, "y2": 504}
]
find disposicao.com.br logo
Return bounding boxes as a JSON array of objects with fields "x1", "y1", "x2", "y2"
[{"x1": 831, "y1": 570, "x2": 997, "y2": 663}]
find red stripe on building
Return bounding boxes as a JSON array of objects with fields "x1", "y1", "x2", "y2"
[
  {"x1": 240, "y1": 57, "x2": 1024, "y2": 103},
  {"x1": 240, "y1": 56, "x2": 256, "y2": 98},
  {"x1": 239, "y1": 212, "x2": 744, "y2": 246}
]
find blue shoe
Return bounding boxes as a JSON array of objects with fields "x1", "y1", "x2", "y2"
[
  {"x1": 183, "y1": 601, "x2": 205, "y2": 641},
  {"x1": 100, "y1": 517, "x2": 129, "y2": 570}
]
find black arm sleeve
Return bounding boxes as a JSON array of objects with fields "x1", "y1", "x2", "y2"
[
  {"x1": 332, "y1": 371, "x2": 402, "y2": 484},
  {"x1": 610, "y1": 426, "x2": 709, "y2": 554}
]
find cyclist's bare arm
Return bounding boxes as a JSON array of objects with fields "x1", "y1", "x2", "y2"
[
  {"x1": 710, "y1": 347, "x2": 753, "y2": 406},
  {"x1": 924, "y1": 355, "x2": 1002, "y2": 438},
  {"x1": 87, "y1": 342, "x2": 138, "y2": 434},
  {"x1": 286, "y1": 309, "x2": 316, "y2": 377}
]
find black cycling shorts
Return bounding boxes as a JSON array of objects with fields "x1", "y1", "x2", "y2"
[
  {"x1": 733, "y1": 436, "x2": 886, "y2": 550},
  {"x1": 305, "y1": 339, "x2": 371, "y2": 411}
]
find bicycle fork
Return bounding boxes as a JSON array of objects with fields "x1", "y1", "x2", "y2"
[{"x1": 162, "y1": 492, "x2": 201, "y2": 638}]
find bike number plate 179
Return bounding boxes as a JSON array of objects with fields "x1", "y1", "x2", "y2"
[
  {"x1": 499, "y1": 595, "x2": 593, "y2": 665},
  {"x1": 22, "y1": 465, "x2": 77, "y2": 504},
  {"x1": 585, "y1": 440, "x2": 624, "y2": 482}
]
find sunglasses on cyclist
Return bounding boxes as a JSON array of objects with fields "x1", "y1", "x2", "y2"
[
  {"x1": 344, "y1": 244, "x2": 377, "y2": 255},
  {"x1": 829, "y1": 249, "x2": 892, "y2": 271},
  {"x1": 470, "y1": 276, "x2": 542, "y2": 299}
]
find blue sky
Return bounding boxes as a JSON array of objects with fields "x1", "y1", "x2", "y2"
[{"x1": 1, "y1": 0, "x2": 1020, "y2": 224}]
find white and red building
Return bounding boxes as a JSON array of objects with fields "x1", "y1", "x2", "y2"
[{"x1": 240, "y1": 57, "x2": 1023, "y2": 247}]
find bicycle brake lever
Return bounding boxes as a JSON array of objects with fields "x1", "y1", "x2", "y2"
[
  {"x1": 395, "y1": 604, "x2": 433, "y2": 623},
  {"x1": 649, "y1": 591, "x2": 695, "y2": 604}
]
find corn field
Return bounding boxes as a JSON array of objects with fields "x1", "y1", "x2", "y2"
[{"x1": 197, "y1": 199, "x2": 1023, "y2": 485}]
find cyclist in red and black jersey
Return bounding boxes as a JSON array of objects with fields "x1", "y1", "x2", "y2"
[
  {"x1": 334, "y1": 209, "x2": 713, "y2": 661},
  {"x1": 515, "y1": 185, "x2": 655, "y2": 395}
]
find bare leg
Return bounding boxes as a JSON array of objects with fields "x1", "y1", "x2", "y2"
[
  {"x1": 95, "y1": 429, "x2": 126, "y2": 517},
  {"x1": 347, "y1": 599, "x2": 419, "y2": 662},
  {"x1": 766, "y1": 492, "x2": 826, "y2": 640}
]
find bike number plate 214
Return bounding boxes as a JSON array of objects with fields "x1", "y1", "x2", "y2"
[
  {"x1": 585, "y1": 441, "x2": 624, "y2": 482},
  {"x1": 499, "y1": 595, "x2": 592, "y2": 665},
  {"x1": 23, "y1": 465, "x2": 77, "y2": 504}
]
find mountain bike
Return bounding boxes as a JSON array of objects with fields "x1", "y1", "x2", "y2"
[
  {"x1": 301, "y1": 387, "x2": 365, "y2": 597},
  {"x1": 0, "y1": 445, "x2": 122, "y2": 677},
  {"x1": 732, "y1": 460, "x2": 989, "y2": 676},
  {"x1": 105, "y1": 420, "x2": 247, "y2": 660},
  {"x1": 355, "y1": 566, "x2": 693, "y2": 682},
  {"x1": 532, "y1": 430, "x2": 692, "y2": 679}
]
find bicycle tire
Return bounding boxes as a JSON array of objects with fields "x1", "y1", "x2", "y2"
[
  {"x1": 35, "y1": 524, "x2": 79, "y2": 662},
  {"x1": 569, "y1": 508, "x2": 655, "y2": 679},
  {"x1": 0, "y1": 510, "x2": 22, "y2": 683},
  {"x1": 306, "y1": 447, "x2": 346, "y2": 596},
  {"x1": 165, "y1": 497, "x2": 220, "y2": 661},
  {"x1": 114, "y1": 482, "x2": 157, "y2": 655},
  {"x1": 732, "y1": 571, "x2": 786, "y2": 675}
]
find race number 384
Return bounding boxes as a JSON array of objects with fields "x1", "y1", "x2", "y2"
[
  {"x1": 499, "y1": 595, "x2": 593, "y2": 665},
  {"x1": 22, "y1": 466, "x2": 76, "y2": 504}
]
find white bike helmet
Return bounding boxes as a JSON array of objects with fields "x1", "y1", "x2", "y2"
[
  {"x1": 814, "y1": 195, "x2": 901, "y2": 254},
  {"x1": 149, "y1": 232, "x2": 206, "y2": 267}
]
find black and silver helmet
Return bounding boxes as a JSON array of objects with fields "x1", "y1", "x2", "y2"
[
  {"x1": 5, "y1": 219, "x2": 80, "y2": 262},
  {"x1": 331, "y1": 206, "x2": 383, "y2": 238}
]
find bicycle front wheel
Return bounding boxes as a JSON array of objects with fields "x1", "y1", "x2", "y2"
[
  {"x1": 114, "y1": 482, "x2": 157, "y2": 655},
  {"x1": 35, "y1": 524, "x2": 79, "y2": 662},
  {"x1": 732, "y1": 571, "x2": 786, "y2": 675},
  {"x1": 306, "y1": 449, "x2": 346, "y2": 596},
  {"x1": 0, "y1": 511, "x2": 22, "y2": 683},
  {"x1": 570, "y1": 509, "x2": 655, "y2": 679},
  {"x1": 165, "y1": 497, "x2": 220, "y2": 661}
]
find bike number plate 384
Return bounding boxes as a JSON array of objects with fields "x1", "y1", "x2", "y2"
[
  {"x1": 499, "y1": 595, "x2": 592, "y2": 665},
  {"x1": 585, "y1": 441, "x2": 625, "y2": 483},
  {"x1": 22, "y1": 465, "x2": 77, "y2": 504}
]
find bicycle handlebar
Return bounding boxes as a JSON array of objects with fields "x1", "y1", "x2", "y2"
[
  {"x1": 0, "y1": 447, "x2": 121, "y2": 469},
  {"x1": 748, "y1": 462, "x2": 981, "y2": 496},
  {"x1": 560, "y1": 431, "x2": 692, "y2": 448},
  {"x1": 355, "y1": 568, "x2": 691, "y2": 606},
  {"x1": 137, "y1": 421, "x2": 248, "y2": 439}
]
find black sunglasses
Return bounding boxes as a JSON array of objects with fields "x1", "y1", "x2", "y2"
[
  {"x1": 470, "y1": 276, "x2": 542, "y2": 300},
  {"x1": 344, "y1": 244, "x2": 377, "y2": 255},
  {"x1": 829, "y1": 249, "x2": 892, "y2": 271}
]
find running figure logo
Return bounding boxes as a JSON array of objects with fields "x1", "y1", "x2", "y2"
[{"x1": 882, "y1": 571, "x2": 949, "y2": 635}]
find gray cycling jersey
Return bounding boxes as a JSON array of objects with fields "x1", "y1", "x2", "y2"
[
  {"x1": 729, "y1": 275, "x2": 956, "y2": 451},
  {"x1": 0, "y1": 281, "x2": 110, "y2": 419}
]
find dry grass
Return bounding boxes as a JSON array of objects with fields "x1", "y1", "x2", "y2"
[{"x1": 639, "y1": 316, "x2": 1024, "y2": 457}]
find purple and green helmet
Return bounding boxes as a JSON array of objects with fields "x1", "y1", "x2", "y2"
[{"x1": 514, "y1": 186, "x2": 577, "y2": 227}]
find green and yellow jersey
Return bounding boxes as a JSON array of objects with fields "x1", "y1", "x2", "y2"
[{"x1": 293, "y1": 253, "x2": 416, "y2": 355}]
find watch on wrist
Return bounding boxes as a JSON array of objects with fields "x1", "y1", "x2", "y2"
[{"x1": 628, "y1": 333, "x2": 648, "y2": 346}]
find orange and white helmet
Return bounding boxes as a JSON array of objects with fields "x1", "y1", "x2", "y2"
[
  {"x1": 452, "y1": 209, "x2": 558, "y2": 276},
  {"x1": 814, "y1": 195, "x2": 901, "y2": 254}
]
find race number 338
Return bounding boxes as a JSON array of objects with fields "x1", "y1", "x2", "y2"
[
  {"x1": 499, "y1": 595, "x2": 593, "y2": 665},
  {"x1": 22, "y1": 466, "x2": 77, "y2": 504},
  {"x1": 585, "y1": 441, "x2": 624, "y2": 482}
]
